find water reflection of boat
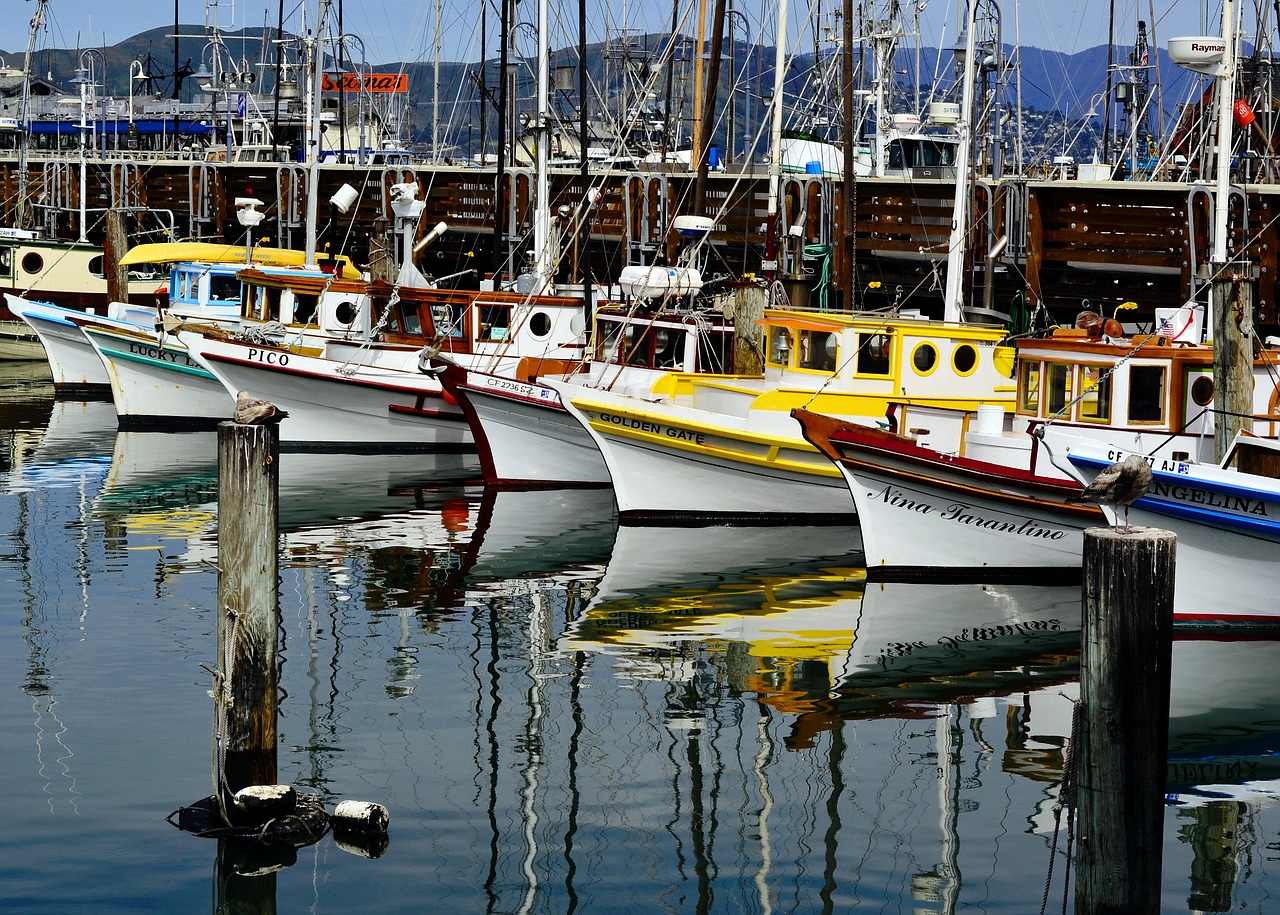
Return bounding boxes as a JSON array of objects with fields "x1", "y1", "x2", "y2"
[
  {"x1": 1167, "y1": 636, "x2": 1280, "y2": 803},
  {"x1": 447, "y1": 486, "x2": 617, "y2": 596}
]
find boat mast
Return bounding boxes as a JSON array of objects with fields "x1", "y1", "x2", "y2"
[
  {"x1": 1211, "y1": 0, "x2": 1235, "y2": 267},
  {"x1": 531, "y1": 0, "x2": 553, "y2": 291},
  {"x1": 764, "y1": 0, "x2": 790, "y2": 284},
  {"x1": 16, "y1": 0, "x2": 50, "y2": 230},
  {"x1": 941, "y1": 0, "x2": 979, "y2": 322},
  {"x1": 304, "y1": 0, "x2": 330, "y2": 266}
]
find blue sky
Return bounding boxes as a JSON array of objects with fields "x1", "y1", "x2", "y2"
[{"x1": 7, "y1": 0, "x2": 1222, "y2": 67}]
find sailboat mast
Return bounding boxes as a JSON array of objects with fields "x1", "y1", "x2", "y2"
[
  {"x1": 941, "y1": 0, "x2": 979, "y2": 323},
  {"x1": 304, "y1": 0, "x2": 329, "y2": 266},
  {"x1": 532, "y1": 0, "x2": 553, "y2": 289},
  {"x1": 1211, "y1": 0, "x2": 1236, "y2": 266},
  {"x1": 16, "y1": 0, "x2": 50, "y2": 228},
  {"x1": 764, "y1": 0, "x2": 790, "y2": 281}
]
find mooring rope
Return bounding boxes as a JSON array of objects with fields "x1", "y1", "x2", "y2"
[{"x1": 1040, "y1": 695, "x2": 1082, "y2": 915}]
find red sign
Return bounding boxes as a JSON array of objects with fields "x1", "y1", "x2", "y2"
[{"x1": 322, "y1": 73, "x2": 408, "y2": 93}]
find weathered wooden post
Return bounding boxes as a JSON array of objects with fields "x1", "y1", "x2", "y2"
[
  {"x1": 1074, "y1": 527, "x2": 1176, "y2": 915},
  {"x1": 1211, "y1": 269, "x2": 1255, "y2": 462},
  {"x1": 104, "y1": 209, "x2": 130, "y2": 305},
  {"x1": 215, "y1": 421, "x2": 280, "y2": 821}
]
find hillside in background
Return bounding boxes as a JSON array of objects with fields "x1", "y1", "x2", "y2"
[{"x1": 2, "y1": 25, "x2": 1212, "y2": 164}]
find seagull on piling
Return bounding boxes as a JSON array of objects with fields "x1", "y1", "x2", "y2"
[
  {"x1": 233, "y1": 390, "x2": 289, "y2": 425},
  {"x1": 1066, "y1": 452, "x2": 1152, "y2": 533}
]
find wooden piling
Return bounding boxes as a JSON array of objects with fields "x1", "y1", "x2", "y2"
[
  {"x1": 104, "y1": 210, "x2": 130, "y2": 304},
  {"x1": 215, "y1": 422, "x2": 281, "y2": 819},
  {"x1": 1074, "y1": 527, "x2": 1176, "y2": 915},
  {"x1": 1212, "y1": 270, "x2": 1255, "y2": 462}
]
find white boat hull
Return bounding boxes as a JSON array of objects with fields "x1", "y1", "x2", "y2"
[
  {"x1": 841, "y1": 455, "x2": 1090, "y2": 572},
  {"x1": 81, "y1": 323, "x2": 232, "y2": 425},
  {"x1": 180, "y1": 331, "x2": 471, "y2": 450},
  {"x1": 445, "y1": 366, "x2": 610, "y2": 486},
  {"x1": 550, "y1": 380, "x2": 853, "y2": 521},
  {"x1": 1045, "y1": 429, "x2": 1280, "y2": 628},
  {"x1": 6, "y1": 295, "x2": 111, "y2": 386}
]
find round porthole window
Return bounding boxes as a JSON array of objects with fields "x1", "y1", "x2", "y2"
[
  {"x1": 1190, "y1": 375, "x2": 1214, "y2": 407},
  {"x1": 953, "y1": 343, "x2": 977, "y2": 375},
  {"x1": 912, "y1": 342, "x2": 938, "y2": 374},
  {"x1": 21, "y1": 252, "x2": 44, "y2": 275},
  {"x1": 530, "y1": 312, "x2": 551, "y2": 337},
  {"x1": 335, "y1": 301, "x2": 359, "y2": 325}
]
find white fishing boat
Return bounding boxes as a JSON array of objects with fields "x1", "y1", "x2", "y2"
[
  {"x1": 5, "y1": 293, "x2": 114, "y2": 388},
  {"x1": 550, "y1": 313, "x2": 1015, "y2": 521},
  {"x1": 1041, "y1": 426, "x2": 1280, "y2": 629},
  {"x1": 77, "y1": 319, "x2": 235, "y2": 427},
  {"x1": 438, "y1": 300, "x2": 735, "y2": 486}
]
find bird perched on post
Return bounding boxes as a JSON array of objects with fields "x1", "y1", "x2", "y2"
[
  {"x1": 233, "y1": 390, "x2": 289, "y2": 425},
  {"x1": 1066, "y1": 452, "x2": 1152, "y2": 533}
]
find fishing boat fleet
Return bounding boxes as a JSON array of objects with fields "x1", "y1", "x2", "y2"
[{"x1": 5, "y1": 0, "x2": 1280, "y2": 635}]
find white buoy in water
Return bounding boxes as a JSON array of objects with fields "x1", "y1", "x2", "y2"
[{"x1": 333, "y1": 800, "x2": 390, "y2": 834}]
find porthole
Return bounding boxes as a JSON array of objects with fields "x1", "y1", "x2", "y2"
[
  {"x1": 334, "y1": 300, "x2": 359, "y2": 325},
  {"x1": 912, "y1": 342, "x2": 938, "y2": 374},
  {"x1": 1190, "y1": 375, "x2": 1214, "y2": 407},
  {"x1": 953, "y1": 343, "x2": 977, "y2": 375},
  {"x1": 21, "y1": 252, "x2": 44, "y2": 275},
  {"x1": 530, "y1": 311, "x2": 551, "y2": 337}
]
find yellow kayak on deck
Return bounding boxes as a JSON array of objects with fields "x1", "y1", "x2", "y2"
[{"x1": 119, "y1": 242, "x2": 361, "y2": 279}]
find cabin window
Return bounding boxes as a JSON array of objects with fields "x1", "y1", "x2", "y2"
[
  {"x1": 479, "y1": 303, "x2": 512, "y2": 341},
  {"x1": 855, "y1": 333, "x2": 892, "y2": 375},
  {"x1": 952, "y1": 343, "x2": 978, "y2": 375},
  {"x1": 596, "y1": 320, "x2": 626, "y2": 364},
  {"x1": 1190, "y1": 375, "x2": 1214, "y2": 407},
  {"x1": 654, "y1": 328, "x2": 681, "y2": 368},
  {"x1": 21, "y1": 252, "x2": 43, "y2": 275},
  {"x1": 1128, "y1": 365, "x2": 1166, "y2": 423},
  {"x1": 798, "y1": 330, "x2": 837, "y2": 371},
  {"x1": 912, "y1": 342, "x2": 938, "y2": 374},
  {"x1": 624, "y1": 325, "x2": 651, "y2": 366},
  {"x1": 529, "y1": 311, "x2": 551, "y2": 338},
  {"x1": 209, "y1": 274, "x2": 241, "y2": 304},
  {"x1": 696, "y1": 328, "x2": 733, "y2": 374},
  {"x1": 262, "y1": 287, "x2": 283, "y2": 322},
  {"x1": 768, "y1": 327, "x2": 794, "y2": 367},
  {"x1": 1017, "y1": 360, "x2": 1040, "y2": 413},
  {"x1": 294, "y1": 294, "x2": 319, "y2": 326},
  {"x1": 0, "y1": 247, "x2": 11, "y2": 277},
  {"x1": 429, "y1": 303, "x2": 463, "y2": 338},
  {"x1": 88, "y1": 255, "x2": 106, "y2": 277},
  {"x1": 1075, "y1": 365, "x2": 1112, "y2": 423},
  {"x1": 1045, "y1": 362, "x2": 1071, "y2": 416}
]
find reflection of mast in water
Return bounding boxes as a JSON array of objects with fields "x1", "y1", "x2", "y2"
[{"x1": 912, "y1": 706, "x2": 962, "y2": 914}]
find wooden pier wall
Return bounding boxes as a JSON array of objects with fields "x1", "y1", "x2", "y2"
[{"x1": 2, "y1": 153, "x2": 1276, "y2": 329}]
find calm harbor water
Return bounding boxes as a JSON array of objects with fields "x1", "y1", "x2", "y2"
[{"x1": 2, "y1": 361, "x2": 1280, "y2": 914}]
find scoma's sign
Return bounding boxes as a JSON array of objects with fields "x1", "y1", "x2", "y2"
[{"x1": 322, "y1": 73, "x2": 408, "y2": 93}]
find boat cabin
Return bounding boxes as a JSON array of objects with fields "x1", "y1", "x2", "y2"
[{"x1": 1009, "y1": 329, "x2": 1280, "y2": 464}]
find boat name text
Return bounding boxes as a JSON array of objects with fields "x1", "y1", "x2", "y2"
[
  {"x1": 1100, "y1": 449, "x2": 1269, "y2": 517},
  {"x1": 874, "y1": 485, "x2": 1069, "y2": 539},
  {"x1": 246, "y1": 348, "x2": 290, "y2": 366},
  {"x1": 596, "y1": 412, "x2": 706, "y2": 445},
  {"x1": 128, "y1": 342, "x2": 184, "y2": 364}
]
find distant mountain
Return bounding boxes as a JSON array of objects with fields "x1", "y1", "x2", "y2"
[{"x1": 0, "y1": 26, "x2": 1217, "y2": 163}]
